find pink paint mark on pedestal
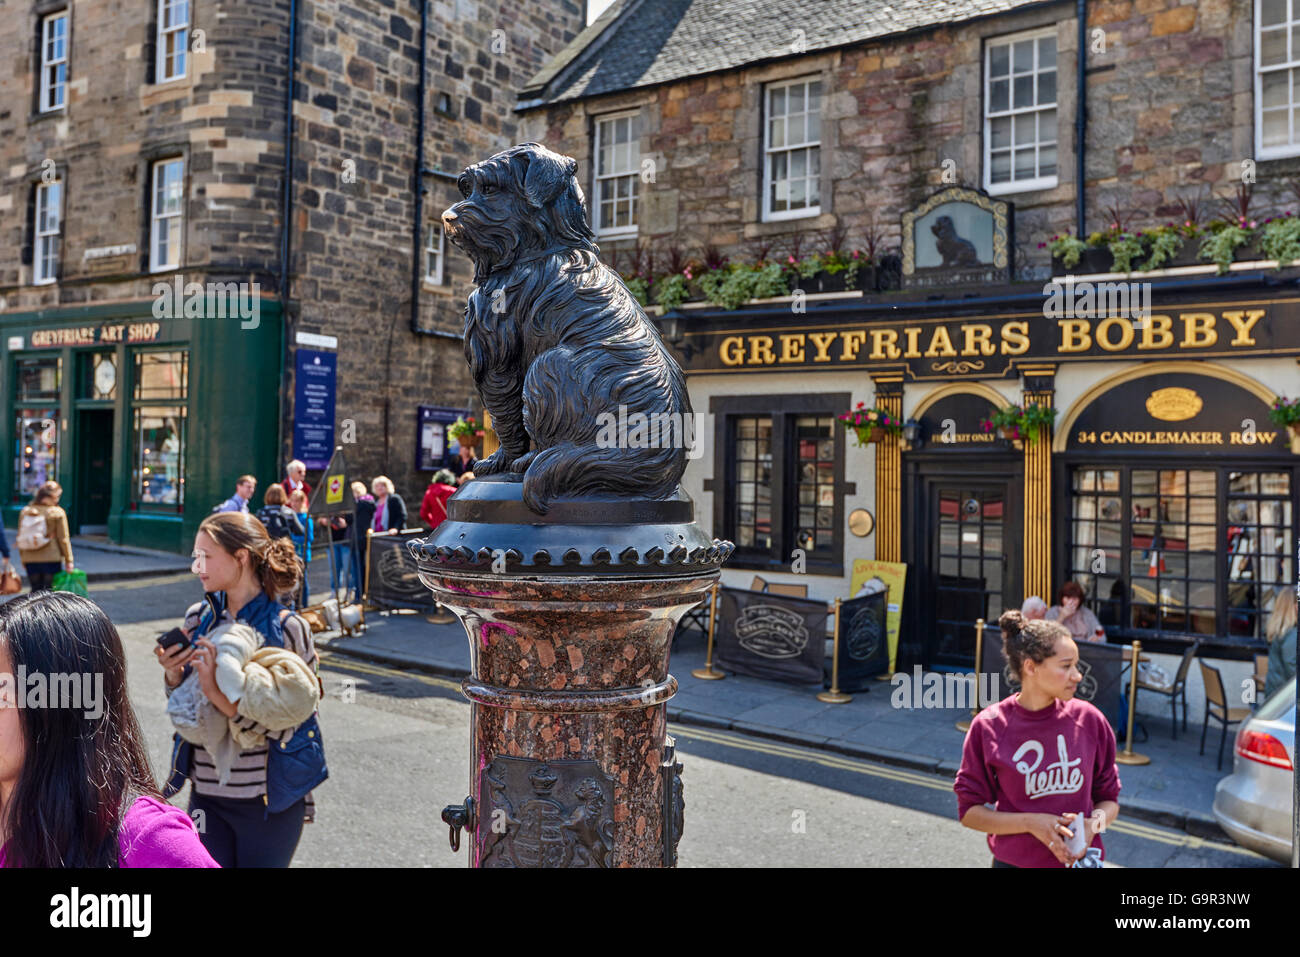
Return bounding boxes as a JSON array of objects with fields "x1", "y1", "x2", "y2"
[{"x1": 479, "y1": 620, "x2": 520, "y2": 647}]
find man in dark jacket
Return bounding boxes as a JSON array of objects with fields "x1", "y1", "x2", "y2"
[{"x1": 351, "y1": 481, "x2": 376, "y2": 603}]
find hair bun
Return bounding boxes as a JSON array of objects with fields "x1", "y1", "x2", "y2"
[{"x1": 998, "y1": 609, "x2": 1024, "y2": 636}]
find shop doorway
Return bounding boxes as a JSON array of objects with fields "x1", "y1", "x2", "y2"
[
  {"x1": 76, "y1": 409, "x2": 113, "y2": 534},
  {"x1": 906, "y1": 468, "x2": 1022, "y2": 670}
]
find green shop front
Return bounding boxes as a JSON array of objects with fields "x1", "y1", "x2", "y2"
[{"x1": 1, "y1": 301, "x2": 283, "y2": 553}]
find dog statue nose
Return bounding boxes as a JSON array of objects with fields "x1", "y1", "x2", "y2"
[{"x1": 442, "y1": 209, "x2": 458, "y2": 226}]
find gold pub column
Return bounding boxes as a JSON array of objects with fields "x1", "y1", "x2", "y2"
[
  {"x1": 872, "y1": 374, "x2": 904, "y2": 563},
  {"x1": 1021, "y1": 367, "x2": 1056, "y2": 602}
]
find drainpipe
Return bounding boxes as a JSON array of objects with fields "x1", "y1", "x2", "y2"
[
  {"x1": 1076, "y1": 0, "x2": 1087, "y2": 238},
  {"x1": 278, "y1": 0, "x2": 300, "y2": 476}
]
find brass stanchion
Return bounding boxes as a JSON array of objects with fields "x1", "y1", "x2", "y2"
[
  {"x1": 691, "y1": 583, "x2": 725, "y2": 680},
  {"x1": 818, "y1": 598, "x2": 851, "y2": 704},
  {"x1": 1116, "y1": 639, "x2": 1151, "y2": 765},
  {"x1": 956, "y1": 617, "x2": 984, "y2": 732}
]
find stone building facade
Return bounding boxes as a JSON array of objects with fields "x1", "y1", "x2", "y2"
[
  {"x1": 0, "y1": 0, "x2": 586, "y2": 551},
  {"x1": 516, "y1": 0, "x2": 1300, "y2": 671}
]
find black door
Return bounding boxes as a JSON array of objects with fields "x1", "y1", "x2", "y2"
[
  {"x1": 77, "y1": 409, "x2": 113, "y2": 532},
  {"x1": 910, "y1": 474, "x2": 1021, "y2": 670}
]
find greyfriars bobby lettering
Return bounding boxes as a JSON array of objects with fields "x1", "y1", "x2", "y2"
[{"x1": 442, "y1": 142, "x2": 691, "y2": 514}]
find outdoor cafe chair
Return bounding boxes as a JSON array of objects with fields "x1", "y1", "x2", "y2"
[
  {"x1": 1198, "y1": 660, "x2": 1252, "y2": 771},
  {"x1": 1135, "y1": 639, "x2": 1199, "y2": 740}
]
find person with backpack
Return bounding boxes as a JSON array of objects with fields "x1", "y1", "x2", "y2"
[
  {"x1": 155, "y1": 511, "x2": 327, "y2": 868},
  {"x1": 255, "y1": 485, "x2": 303, "y2": 544},
  {"x1": 16, "y1": 481, "x2": 74, "y2": 593}
]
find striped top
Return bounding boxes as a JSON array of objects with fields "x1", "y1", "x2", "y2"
[{"x1": 166, "y1": 606, "x2": 319, "y2": 821}]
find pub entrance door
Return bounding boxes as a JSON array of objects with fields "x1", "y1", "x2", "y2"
[{"x1": 906, "y1": 467, "x2": 1023, "y2": 670}]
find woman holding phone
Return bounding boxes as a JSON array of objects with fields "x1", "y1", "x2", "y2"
[
  {"x1": 1, "y1": 591, "x2": 216, "y2": 867},
  {"x1": 155, "y1": 511, "x2": 327, "y2": 868},
  {"x1": 955, "y1": 610, "x2": 1121, "y2": 867}
]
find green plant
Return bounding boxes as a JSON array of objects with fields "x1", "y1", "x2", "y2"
[
  {"x1": 1107, "y1": 232, "x2": 1145, "y2": 273},
  {"x1": 1139, "y1": 226, "x2": 1184, "y2": 271},
  {"x1": 1199, "y1": 224, "x2": 1252, "y2": 274},
  {"x1": 1044, "y1": 232, "x2": 1088, "y2": 268},
  {"x1": 653, "y1": 273, "x2": 690, "y2": 311},
  {"x1": 1259, "y1": 213, "x2": 1300, "y2": 266},
  {"x1": 1267, "y1": 396, "x2": 1300, "y2": 429},
  {"x1": 838, "y1": 401, "x2": 903, "y2": 446},
  {"x1": 698, "y1": 263, "x2": 790, "y2": 309},
  {"x1": 623, "y1": 274, "x2": 649, "y2": 306}
]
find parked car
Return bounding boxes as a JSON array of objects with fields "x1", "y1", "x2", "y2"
[{"x1": 1212, "y1": 677, "x2": 1295, "y2": 863}]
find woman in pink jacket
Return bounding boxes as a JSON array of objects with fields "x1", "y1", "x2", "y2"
[
  {"x1": 0, "y1": 592, "x2": 217, "y2": 867},
  {"x1": 954, "y1": 610, "x2": 1121, "y2": 868}
]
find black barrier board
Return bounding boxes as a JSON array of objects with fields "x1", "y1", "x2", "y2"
[
  {"x1": 365, "y1": 529, "x2": 437, "y2": 612},
  {"x1": 833, "y1": 591, "x2": 890, "y2": 691},
  {"x1": 715, "y1": 587, "x2": 827, "y2": 685},
  {"x1": 980, "y1": 629, "x2": 1126, "y2": 728}
]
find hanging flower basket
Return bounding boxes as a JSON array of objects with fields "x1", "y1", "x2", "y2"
[
  {"x1": 839, "y1": 402, "x2": 903, "y2": 447},
  {"x1": 1268, "y1": 397, "x2": 1300, "y2": 453},
  {"x1": 980, "y1": 403, "x2": 1058, "y2": 447},
  {"x1": 449, "y1": 415, "x2": 486, "y2": 452}
]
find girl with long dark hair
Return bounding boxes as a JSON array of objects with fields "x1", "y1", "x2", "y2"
[
  {"x1": 0, "y1": 591, "x2": 216, "y2": 867},
  {"x1": 157, "y1": 511, "x2": 327, "y2": 868}
]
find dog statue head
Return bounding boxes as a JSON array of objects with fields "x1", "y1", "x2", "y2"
[
  {"x1": 442, "y1": 143, "x2": 598, "y2": 284},
  {"x1": 931, "y1": 215, "x2": 956, "y2": 239}
]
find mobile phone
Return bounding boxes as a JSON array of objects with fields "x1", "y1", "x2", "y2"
[{"x1": 156, "y1": 627, "x2": 192, "y2": 652}]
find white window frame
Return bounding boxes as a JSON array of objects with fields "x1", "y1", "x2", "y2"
[
  {"x1": 593, "y1": 111, "x2": 641, "y2": 237},
  {"x1": 1255, "y1": 0, "x2": 1300, "y2": 159},
  {"x1": 425, "y1": 225, "x2": 445, "y2": 284},
  {"x1": 761, "y1": 76, "x2": 823, "y2": 223},
  {"x1": 34, "y1": 180, "x2": 62, "y2": 286},
  {"x1": 150, "y1": 158, "x2": 184, "y2": 273},
  {"x1": 39, "y1": 11, "x2": 69, "y2": 113},
  {"x1": 983, "y1": 26, "x2": 1059, "y2": 195},
  {"x1": 156, "y1": 0, "x2": 189, "y2": 83}
]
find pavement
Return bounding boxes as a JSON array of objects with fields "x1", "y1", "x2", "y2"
[
  {"x1": 5, "y1": 534, "x2": 193, "y2": 583},
  {"x1": 316, "y1": 605, "x2": 1255, "y2": 844}
]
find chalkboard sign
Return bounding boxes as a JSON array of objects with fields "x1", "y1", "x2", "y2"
[
  {"x1": 832, "y1": 591, "x2": 890, "y2": 691},
  {"x1": 365, "y1": 529, "x2": 438, "y2": 612},
  {"x1": 980, "y1": 629, "x2": 1125, "y2": 729},
  {"x1": 715, "y1": 587, "x2": 827, "y2": 685}
]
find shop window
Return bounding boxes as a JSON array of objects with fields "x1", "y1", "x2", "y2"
[
  {"x1": 14, "y1": 410, "x2": 59, "y2": 497},
  {"x1": 593, "y1": 111, "x2": 641, "y2": 235},
  {"x1": 133, "y1": 407, "x2": 185, "y2": 505},
  {"x1": 984, "y1": 27, "x2": 1057, "y2": 193},
  {"x1": 1068, "y1": 466, "x2": 1293, "y2": 643},
  {"x1": 39, "y1": 11, "x2": 69, "y2": 113},
  {"x1": 762, "y1": 76, "x2": 822, "y2": 221},
  {"x1": 714, "y1": 394, "x2": 847, "y2": 572},
  {"x1": 150, "y1": 157, "x2": 184, "y2": 272},
  {"x1": 156, "y1": 0, "x2": 189, "y2": 83},
  {"x1": 1256, "y1": 0, "x2": 1300, "y2": 158},
  {"x1": 134, "y1": 350, "x2": 187, "y2": 400},
  {"x1": 15, "y1": 356, "x2": 61, "y2": 401}
]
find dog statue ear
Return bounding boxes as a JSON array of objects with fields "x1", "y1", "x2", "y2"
[{"x1": 521, "y1": 145, "x2": 578, "y2": 209}]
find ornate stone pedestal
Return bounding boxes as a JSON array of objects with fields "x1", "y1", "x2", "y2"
[{"x1": 418, "y1": 474, "x2": 731, "y2": 867}]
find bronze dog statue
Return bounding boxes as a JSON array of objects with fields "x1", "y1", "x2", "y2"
[{"x1": 441, "y1": 143, "x2": 691, "y2": 514}]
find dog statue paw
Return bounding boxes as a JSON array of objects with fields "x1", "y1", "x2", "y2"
[{"x1": 442, "y1": 143, "x2": 694, "y2": 515}]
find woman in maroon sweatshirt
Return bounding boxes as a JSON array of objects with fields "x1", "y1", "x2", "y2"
[{"x1": 954, "y1": 610, "x2": 1121, "y2": 867}]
